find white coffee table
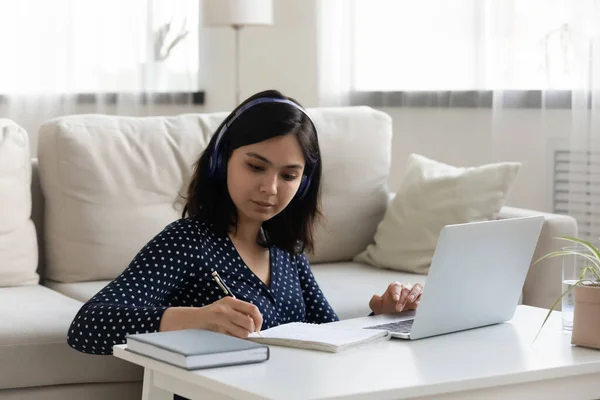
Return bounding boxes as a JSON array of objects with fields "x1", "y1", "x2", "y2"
[{"x1": 113, "y1": 305, "x2": 600, "y2": 400}]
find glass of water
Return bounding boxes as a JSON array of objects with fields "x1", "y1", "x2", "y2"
[{"x1": 561, "y1": 247, "x2": 585, "y2": 331}]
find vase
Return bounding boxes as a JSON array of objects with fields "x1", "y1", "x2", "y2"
[{"x1": 571, "y1": 284, "x2": 600, "y2": 350}]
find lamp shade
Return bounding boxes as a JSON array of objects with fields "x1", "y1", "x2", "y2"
[{"x1": 203, "y1": 0, "x2": 274, "y2": 26}]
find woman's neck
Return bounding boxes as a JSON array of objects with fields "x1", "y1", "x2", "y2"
[{"x1": 230, "y1": 217, "x2": 262, "y2": 248}]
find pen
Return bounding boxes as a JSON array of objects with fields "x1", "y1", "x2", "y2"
[
  {"x1": 212, "y1": 270, "x2": 236, "y2": 298},
  {"x1": 211, "y1": 271, "x2": 262, "y2": 336}
]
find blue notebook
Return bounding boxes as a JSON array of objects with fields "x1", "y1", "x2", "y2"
[{"x1": 125, "y1": 329, "x2": 269, "y2": 370}]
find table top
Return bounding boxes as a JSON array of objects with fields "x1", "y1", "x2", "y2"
[{"x1": 113, "y1": 305, "x2": 600, "y2": 400}]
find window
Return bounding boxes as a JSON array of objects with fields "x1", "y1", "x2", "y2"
[
  {"x1": 0, "y1": 0, "x2": 200, "y2": 94},
  {"x1": 352, "y1": 0, "x2": 587, "y2": 92}
]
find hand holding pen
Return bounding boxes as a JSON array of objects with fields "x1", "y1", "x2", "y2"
[
  {"x1": 211, "y1": 271, "x2": 263, "y2": 337},
  {"x1": 158, "y1": 273, "x2": 263, "y2": 337}
]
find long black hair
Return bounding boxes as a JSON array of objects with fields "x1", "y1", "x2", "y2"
[{"x1": 182, "y1": 89, "x2": 322, "y2": 255}]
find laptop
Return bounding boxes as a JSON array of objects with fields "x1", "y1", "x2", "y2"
[{"x1": 362, "y1": 215, "x2": 545, "y2": 340}]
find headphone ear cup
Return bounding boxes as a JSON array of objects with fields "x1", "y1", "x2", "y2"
[
  {"x1": 296, "y1": 175, "x2": 311, "y2": 199},
  {"x1": 208, "y1": 153, "x2": 217, "y2": 178},
  {"x1": 214, "y1": 152, "x2": 224, "y2": 179}
]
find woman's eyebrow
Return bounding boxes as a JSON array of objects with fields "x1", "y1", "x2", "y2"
[{"x1": 246, "y1": 152, "x2": 303, "y2": 169}]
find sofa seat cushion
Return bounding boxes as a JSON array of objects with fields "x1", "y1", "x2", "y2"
[
  {"x1": 311, "y1": 262, "x2": 427, "y2": 320},
  {"x1": 45, "y1": 267, "x2": 425, "y2": 322},
  {"x1": 44, "y1": 279, "x2": 111, "y2": 303},
  {"x1": 0, "y1": 285, "x2": 142, "y2": 390}
]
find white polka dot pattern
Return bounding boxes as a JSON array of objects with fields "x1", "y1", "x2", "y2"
[{"x1": 67, "y1": 219, "x2": 339, "y2": 355}]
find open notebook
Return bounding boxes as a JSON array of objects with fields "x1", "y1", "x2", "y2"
[{"x1": 247, "y1": 322, "x2": 390, "y2": 353}]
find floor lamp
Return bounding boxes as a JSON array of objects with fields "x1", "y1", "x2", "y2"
[{"x1": 203, "y1": 0, "x2": 274, "y2": 105}]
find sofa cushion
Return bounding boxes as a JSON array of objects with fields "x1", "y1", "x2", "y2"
[
  {"x1": 0, "y1": 285, "x2": 142, "y2": 390},
  {"x1": 307, "y1": 107, "x2": 393, "y2": 263},
  {"x1": 44, "y1": 280, "x2": 111, "y2": 302},
  {"x1": 37, "y1": 107, "x2": 393, "y2": 283},
  {"x1": 37, "y1": 113, "x2": 222, "y2": 283},
  {"x1": 311, "y1": 262, "x2": 427, "y2": 320},
  {"x1": 0, "y1": 120, "x2": 39, "y2": 287},
  {"x1": 355, "y1": 153, "x2": 521, "y2": 274}
]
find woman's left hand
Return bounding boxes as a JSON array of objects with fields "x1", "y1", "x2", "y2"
[{"x1": 369, "y1": 282, "x2": 424, "y2": 315}]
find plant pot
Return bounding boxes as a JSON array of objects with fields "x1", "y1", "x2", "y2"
[{"x1": 571, "y1": 284, "x2": 600, "y2": 350}]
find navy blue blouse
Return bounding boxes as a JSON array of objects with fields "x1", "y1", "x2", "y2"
[{"x1": 67, "y1": 218, "x2": 339, "y2": 355}]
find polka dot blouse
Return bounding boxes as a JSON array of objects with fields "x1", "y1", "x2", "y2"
[{"x1": 67, "y1": 218, "x2": 339, "y2": 355}]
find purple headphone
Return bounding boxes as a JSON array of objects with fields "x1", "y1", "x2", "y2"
[{"x1": 207, "y1": 97, "x2": 317, "y2": 200}]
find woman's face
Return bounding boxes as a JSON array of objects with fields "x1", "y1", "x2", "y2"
[{"x1": 227, "y1": 134, "x2": 306, "y2": 224}]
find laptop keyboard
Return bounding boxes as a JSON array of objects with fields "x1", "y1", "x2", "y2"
[{"x1": 364, "y1": 319, "x2": 414, "y2": 334}]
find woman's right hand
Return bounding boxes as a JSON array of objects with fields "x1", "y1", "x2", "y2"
[
  {"x1": 199, "y1": 297, "x2": 263, "y2": 338},
  {"x1": 160, "y1": 297, "x2": 263, "y2": 338}
]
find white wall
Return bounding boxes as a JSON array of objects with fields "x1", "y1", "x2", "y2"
[
  {"x1": 204, "y1": 0, "x2": 319, "y2": 111},
  {"x1": 5, "y1": 0, "x2": 569, "y2": 213}
]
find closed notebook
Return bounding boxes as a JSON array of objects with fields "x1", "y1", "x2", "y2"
[
  {"x1": 125, "y1": 329, "x2": 269, "y2": 370},
  {"x1": 247, "y1": 322, "x2": 390, "y2": 353}
]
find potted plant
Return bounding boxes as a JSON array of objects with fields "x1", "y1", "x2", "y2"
[{"x1": 534, "y1": 236, "x2": 600, "y2": 349}]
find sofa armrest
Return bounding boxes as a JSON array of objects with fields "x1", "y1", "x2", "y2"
[{"x1": 498, "y1": 206, "x2": 578, "y2": 310}]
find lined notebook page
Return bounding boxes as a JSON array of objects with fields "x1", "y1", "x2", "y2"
[{"x1": 247, "y1": 322, "x2": 390, "y2": 352}]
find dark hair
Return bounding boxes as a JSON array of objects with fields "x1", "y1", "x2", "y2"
[{"x1": 182, "y1": 89, "x2": 322, "y2": 255}]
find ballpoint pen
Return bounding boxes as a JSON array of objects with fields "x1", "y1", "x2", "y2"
[
  {"x1": 212, "y1": 271, "x2": 262, "y2": 336},
  {"x1": 212, "y1": 270, "x2": 236, "y2": 298}
]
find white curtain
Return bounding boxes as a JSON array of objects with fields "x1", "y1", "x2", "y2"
[
  {"x1": 316, "y1": 0, "x2": 352, "y2": 107},
  {"x1": 317, "y1": 0, "x2": 600, "y2": 245},
  {"x1": 0, "y1": 0, "x2": 200, "y2": 154},
  {"x1": 566, "y1": 2, "x2": 600, "y2": 246}
]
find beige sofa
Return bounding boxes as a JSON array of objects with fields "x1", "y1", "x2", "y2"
[{"x1": 0, "y1": 107, "x2": 577, "y2": 399}]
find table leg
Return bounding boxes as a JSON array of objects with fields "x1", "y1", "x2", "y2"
[
  {"x1": 141, "y1": 369, "x2": 154, "y2": 400},
  {"x1": 142, "y1": 368, "x2": 173, "y2": 400}
]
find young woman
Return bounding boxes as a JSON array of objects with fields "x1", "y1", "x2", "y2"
[{"x1": 67, "y1": 90, "x2": 423, "y2": 357}]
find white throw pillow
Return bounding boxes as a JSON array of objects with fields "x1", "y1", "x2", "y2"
[
  {"x1": 0, "y1": 119, "x2": 39, "y2": 286},
  {"x1": 354, "y1": 154, "x2": 521, "y2": 274}
]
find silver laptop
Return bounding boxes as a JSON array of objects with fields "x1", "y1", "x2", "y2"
[{"x1": 363, "y1": 216, "x2": 544, "y2": 340}]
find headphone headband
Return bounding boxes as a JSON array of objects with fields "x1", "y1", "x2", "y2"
[{"x1": 212, "y1": 97, "x2": 315, "y2": 152}]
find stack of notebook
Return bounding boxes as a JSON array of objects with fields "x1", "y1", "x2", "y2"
[{"x1": 126, "y1": 322, "x2": 390, "y2": 369}]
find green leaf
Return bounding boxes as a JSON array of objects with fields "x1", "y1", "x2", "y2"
[
  {"x1": 532, "y1": 249, "x2": 573, "y2": 265},
  {"x1": 582, "y1": 265, "x2": 600, "y2": 282},
  {"x1": 532, "y1": 249, "x2": 600, "y2": 270},
  {"x1": 557, "y1": 236, "x2": 600, "y2": 263},
  {"x1": 563, "y1": 251, "x2": 600, "y2": 270}
]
